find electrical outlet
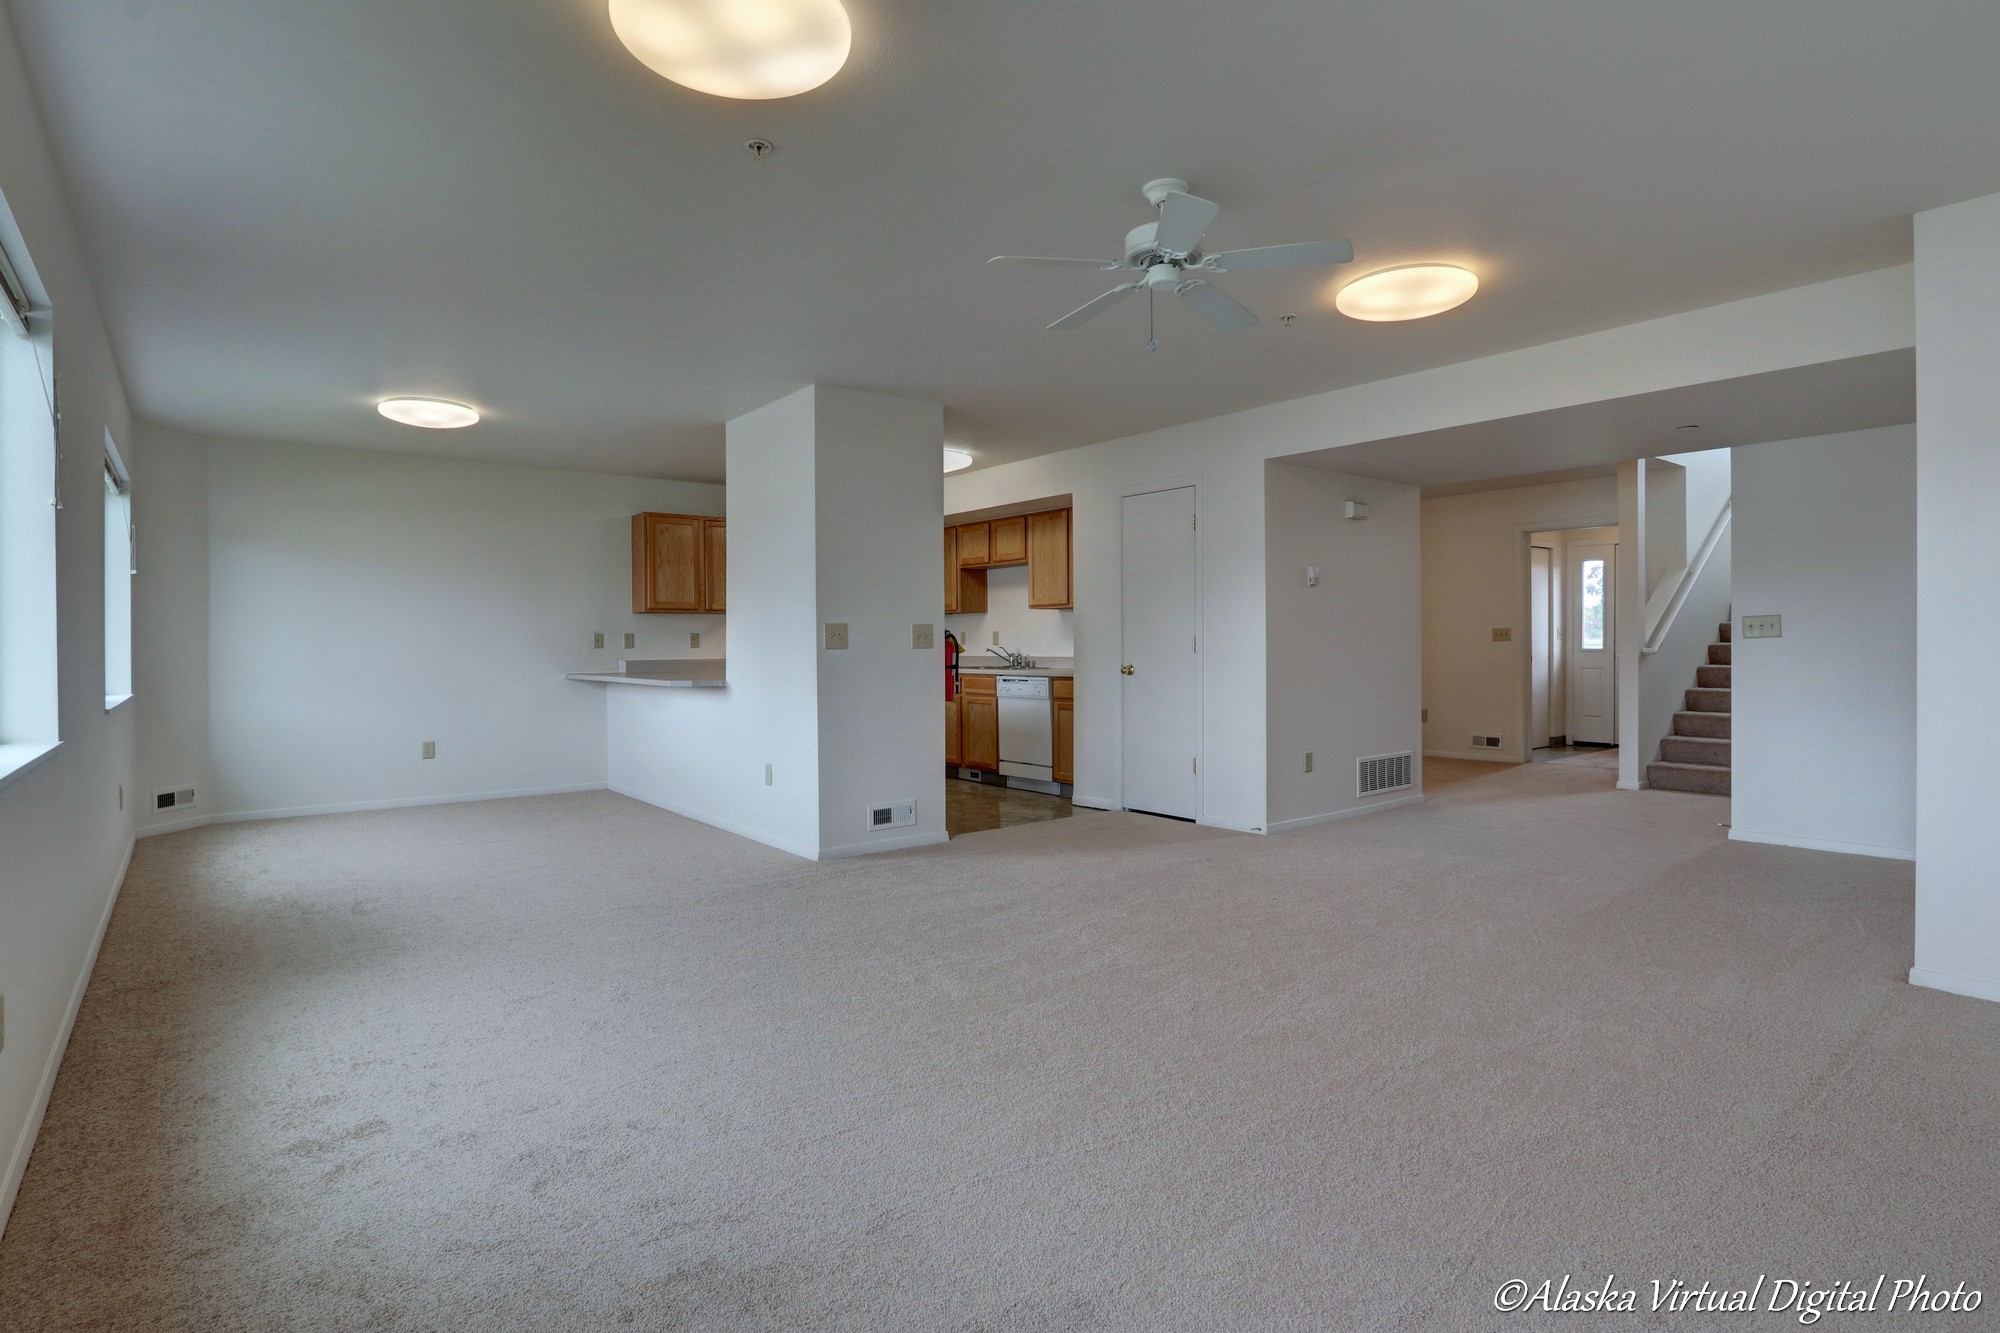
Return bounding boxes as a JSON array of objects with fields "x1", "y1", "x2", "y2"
[
  {"x1": 992, "y1": 631, "x2": 1001, "y2": 646},
  {"x1": 764, "y1": 763, "x2": 773, "y2": 786},
  {"x1": 1742, "y1": 614, "x2": 1783, "y2": 639},
  {"x1": 1492, "y1": 628, "x2": 1512, "y2": 642},
  {"x1": 690, "y1": 632, "x2": 700, "y2": 649},
  {"x1": 1304, "y1": 752, "x2": 1314, "y2": 773},
  {"x1": 623, "y1": 633, "x2": 636, "y2": 649},
  {"x1": 825, "y1": 623, "x2": 849, "y2": 650},
  {"x1": 592, "y1": 632, "x2": 605, "y2": 649},
  {"x1": 422, "y1": 740, "x2": 436, "y2": 760},
  {"x1": 913, "y1": 623, "x2": 934, "y2": 650}
]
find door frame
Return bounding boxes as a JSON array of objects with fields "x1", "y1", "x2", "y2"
[
  {"x1": 1513, "y1": 516, "x2": 1618, "y2": 763},
  {"x1": 1116, "y1": 476, "x2": 1205, "y2": 824}
]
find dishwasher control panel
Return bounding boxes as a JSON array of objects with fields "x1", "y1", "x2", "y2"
[{"x1": 996, "y1": 675, "x2": 1051, "y2": 699}]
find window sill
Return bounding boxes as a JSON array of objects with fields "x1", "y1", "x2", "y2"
[
  {"x1": 105, "y1": 693, "x2": 134, "y2": 713},
  {"x1": 0, "y1": 740, "x2": 63, "y2": 795}
]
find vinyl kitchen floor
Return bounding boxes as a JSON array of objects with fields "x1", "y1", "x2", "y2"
[{"x1": 945, "y1": 775, "x2": 1081, "y2": 838}]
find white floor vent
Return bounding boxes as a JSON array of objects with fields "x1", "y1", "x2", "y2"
[{"x1": 1357, "y1": 753, "x2": 1413, "y2": 797}]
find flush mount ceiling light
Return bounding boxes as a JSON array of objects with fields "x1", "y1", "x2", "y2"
[
  {"x1": 943, "y1": 447, "x2": 973, "y2": 474},
  {"x1": 377, "y1": 397, "x2": 480, "y2": 429},
  {"x1": 1334, "y1": 264, "x2": 1479, "y2": 322},
  {"x1": 608, "y1": 0, "x2": 852, "y2": 100}
]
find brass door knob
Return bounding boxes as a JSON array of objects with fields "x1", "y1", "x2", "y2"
[{"x1": 1120, "y1": 664, "x2": 1135, "y2": 675}]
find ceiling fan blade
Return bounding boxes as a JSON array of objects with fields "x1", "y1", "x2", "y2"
[
  {"x1": 1047, "y1": 283, "x2": 1141, "y2": 330},
  {"x1": 988, "y1": 255, "x2": 1126, "y2": 269},
  {"x1": 1176, "y1": 279, "x2": 1258, "y2": 333},
  {"x1": 1205, "y1": 239, "x2": 1355, "y2": 271},
  {"x1": 1153, "y1": 192, "x2": 1219, "y2": 256}
]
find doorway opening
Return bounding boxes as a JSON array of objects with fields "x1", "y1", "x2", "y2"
[{"x1": 1529, "y1": 525, "x2": 1620, "y2": 762}]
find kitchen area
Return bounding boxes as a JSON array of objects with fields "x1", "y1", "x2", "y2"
[{"x1": 943, "y1": 501, "x2": 1082, "y2": 837}]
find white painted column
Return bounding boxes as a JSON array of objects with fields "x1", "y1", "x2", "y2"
[
  {"x1": 1911, "y1": 192, "x2": 2000, "y2": 1003},
  {"x1": 1616, "y1": 460, "x2": 1645, "y2": 790}
]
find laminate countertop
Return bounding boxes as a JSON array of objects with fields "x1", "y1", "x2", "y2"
[{"x1": 565, "y1": 659, "x2": 727, "y2": 689}]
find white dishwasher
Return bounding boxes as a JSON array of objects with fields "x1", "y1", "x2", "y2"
[{"x1": 996, "y1": 675, "x2": 1057, "y2": 791}]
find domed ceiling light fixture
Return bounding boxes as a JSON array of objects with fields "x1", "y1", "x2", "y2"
[
  {"x1": 377, "y1": 397, "x2": 481, "y2": 429},
  {"x1": 1334, "y1": 264, "x2": 1479, "y2": 321},
  {"x1": 943, "y1": 447, "x2": 973, "y2": 474},
  {"x1": 608, "y1": 0, "x2": 852, "y2": 100}
]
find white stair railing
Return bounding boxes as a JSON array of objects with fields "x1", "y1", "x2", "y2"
[{"x1": 1641, "y1": 498, "x2": 1731, "y2": 657}]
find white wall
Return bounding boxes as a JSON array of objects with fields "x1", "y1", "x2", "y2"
[
  {"x1": 1728, "y1": 426, "x2": 1914, "y2": 859},
  {"x1": 943, "y1": 564, "x2": 1074, "y2": 660},
  {"x1": 1420, "y1": 478, "x2": 1620, "y2": 763},
  {"x1": 138, "y1": 433, "x2": 723, "y2": 829},
  {"x1": 0, "y1": 13, "x2": 140, "y2": 1239},
  {"x1": 1912, "y1": 192, "x2": 2000, "y2": 1002},
  {"x1": 1264, "y1": 464, "x2": 1422, "y2": 829},
  {"x1": 610, "y1": 386, "x2": 947, "y2": 859}
]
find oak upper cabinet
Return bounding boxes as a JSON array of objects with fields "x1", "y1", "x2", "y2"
[
  {"x1": 1053, "y1": 676, "x2": 1074, "y2": 785},
  {"x1": 702, "y1": 518, "x2": 726, "y2": 612},
  {"x1": 989, "y1": 515, "x2": 1028, "y2": 565},
  {"x1": 944, "y1": 527, "x2": 959, "y2": 614},
  {"x1": 960, "y1": 674, "x2": 999, "y2": 770},
  {"x1": 957, "y1": 521, "x2": 992, "y2": 568},
  {"x1": 1027, "y1": 508, "x2": 1073, "y2": 608},
  {"x1": 945, "y1": 698, "x2": 961, "y2": 766},
  {"x1": 944, "y1": 526, "x2": 988, "y2": 614},
  {"x1": 633, "y1": 512, "x2": 725, "y2": 614}
]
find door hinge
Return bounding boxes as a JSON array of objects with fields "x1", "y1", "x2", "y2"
[
  {"x1": 1191, "y1": 635, "x2": 1197, "y2": 652},
  {"x1": 1192, "y1": 758, "x2": 1198, "y2": 774},
  {"x1": 1192, "y1": 514, "x2": 1198, "y2": 530}
]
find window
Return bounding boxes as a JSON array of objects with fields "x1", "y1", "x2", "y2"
[
  {"x1": 0, "y1": 219, "x2": 60, "y2": 783},
  {"x1": 105, "y1": 437, "x2": 133, "y2": 709},
  {"x1": 1580, "y1": 558, "x2": 1607, "y2": 651}
]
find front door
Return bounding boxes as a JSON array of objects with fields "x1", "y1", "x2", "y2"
[
  {"x1": 1120, "y1": 487, "x2": 1199, "y2": 819},
  {"x1": 1568, "y1": 541, "x2": 1617, "y2": 745}
]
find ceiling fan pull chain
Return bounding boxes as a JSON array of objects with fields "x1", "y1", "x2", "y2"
[{"x1": 1147, "y1": 288, "x2": 1158, "y2": 353}]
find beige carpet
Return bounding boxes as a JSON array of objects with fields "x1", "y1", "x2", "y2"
[{"x1": 2, "y1": 760, "x2": 1994, "y2": 1331}]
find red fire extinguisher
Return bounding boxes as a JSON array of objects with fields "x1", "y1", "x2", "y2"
[{"x1": 944, "y1": 630, "x2": 960, "y2": 701}]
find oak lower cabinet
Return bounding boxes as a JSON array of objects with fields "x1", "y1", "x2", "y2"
[
  {"x1": 945, "y1": 699, "x2": 961, "y2": 766},
  {"x1": 1053, "y1": 677, "x2": 1074, "y2": 784},
  {"x1": 633, "y1": 512, "x2": 725, "y2": 613},
  {"x1": 959, "y1": 675, "x2": 998, "y2": 770}
]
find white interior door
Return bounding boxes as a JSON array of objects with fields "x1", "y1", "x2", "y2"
[
  {"x1": 1120, "y1": 487, "x2": 1199, "y2": 819},
  {"x1": 1530, "y1": 546, "x2": 1553, "y2": 749},
  {"x1": 1567, "y1": 541, "x2": 1617, "y2": 744}
]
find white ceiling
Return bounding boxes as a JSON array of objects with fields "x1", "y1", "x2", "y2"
[
  {"x1": 1286, "y1": 350, "x2": 1915, "y2": 491},
  {"x1": 7, "y1": 0, "x2": 1995, "y2": 482}
]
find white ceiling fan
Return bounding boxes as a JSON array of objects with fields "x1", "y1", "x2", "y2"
[{"x1": 989, "y1": 178, "x2": 1353, "y2": 346}]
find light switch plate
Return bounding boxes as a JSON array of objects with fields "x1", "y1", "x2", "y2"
[
  {"x1": 825, "y1": 622, "x2": 849, "y2": 650},
  {"x1": 913, "y1": 623, "x2": 934, "y2": 650},
  {"x1": 592, "y1": 632, "x2": 605, "y2": 649},
  {"x1": 1742, "y1": 614, "x2": 1783, "y2": 639},
  {"x1": 1492, "y1": 628, "x2": 1513, "y2": 642}
]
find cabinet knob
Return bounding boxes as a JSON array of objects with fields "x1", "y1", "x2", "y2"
[{"x1": 1120, "y1": 664, "x2": 1135, "y2": 676}]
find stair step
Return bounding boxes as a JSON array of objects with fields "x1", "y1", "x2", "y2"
[
  {"x1": 1719, "y1": 621, "x2": 1732, "y2": 643},
  {"x1": 1685, "y1": 686, "x2": 1732, "y2": 713},
  {"x1": 1673, "y1": 710, "x2": 1732, "y2": 739},
  {"x1": 1648, "y1": 761, "x2": 1732, "y2": 796},
  {"x1": 1695, "y1": 664, "x2": 1732, "y2": 689},
  {"x1": 1660, "y1": 735, "x2": 1731, "y2": 766},
  {"x1": 1708, "y1": 642, "x2": 1732, "y2": 666}
]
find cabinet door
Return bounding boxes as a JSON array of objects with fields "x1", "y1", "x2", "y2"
[
  {"x1": 702, "y1": 518, "x2": 727, "y2": 612},
  {"x1": 989, "y1": 515, "x2": 1027, "y2": 564},
  {"x1": 958, "y1": 521, "x2": 991, "y2": 567},
  {"x1": 1053, "y1": 698, "x2": 1074, "y2": 785},
  {"x1": 945, "y1": 699, "x2": 961, "y2": 766},
  {"x1": 961, "y1": 695, "x2": 999, "y2": 771},
  {"x1": 944, "y1": 527, "x2": 959, "y2": 615},
  {"x1": 634, "y1": 513, "x2": 704, "y2": 613},
  {"x1": 1027, "y1": 509, "x2": 1072, "y2": 608}
]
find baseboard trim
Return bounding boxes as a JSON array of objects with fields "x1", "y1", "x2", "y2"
[
  {"x1": 139, "y1": 783, "x2": 612, "y2": 835},
  {"x1": 1424, "y1": 749, "x2": 1517, "y2": 764},
  {"x1": 1728, "y1": 828, "x2": 1916, "y2": 862},
  {"x1": 606, "y1": 781, "x2": 819, "y2": 860},
  {"x1": 1909, "y1": 967, "x2": 2000, "y2": 1006},
  {"x1": 1266, "y1": 793, "x2": 1425, "y2": 833},
  {"x1": 1198, "y1": 815, "x2": 1266, "y2": 834},
  {"x1": 819, "y1": 830, "x2": 951, "y2": 859},
  {"x1": 0, "y1": 835, "x2": 133, "y2": 1245}
]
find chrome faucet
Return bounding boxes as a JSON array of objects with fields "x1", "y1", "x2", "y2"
[{"x1": 986, "y1": 645, "x2": 1030, "y2": 669}]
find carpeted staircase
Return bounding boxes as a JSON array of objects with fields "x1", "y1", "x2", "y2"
[{"x1": 1648, "y1": 620, "x2": 1732, "y2": 795}]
